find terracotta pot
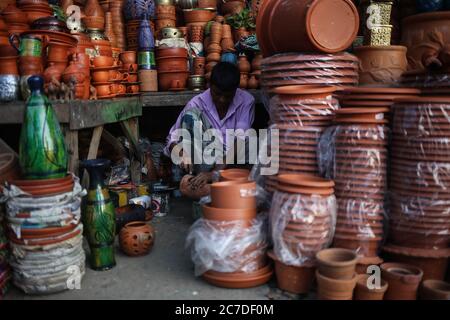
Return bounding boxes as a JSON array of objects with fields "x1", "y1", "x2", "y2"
[
  {"x1": 202, "y1": 265, "x2": 273, "y2": 288},
  {"x1": 92, "y1": 70, "x2": 109, "y2": 83},
  {"x1": 401, "y1": 12, "x2": 450, "y2": 71},
  {"x1": 248, "y1": 74, "x2": 259, "y2": 89},
  {"x1": 84, "y1": 0, "x2": 105, "y2": 18},
  {"x1": 208, "y1": 42, "x2": 222, "y2": 54},
  {"x1": 156, "y1": 56, "x2": 188, "y2": 72},
  {"x1": 22, "y1": 8, "x2": 53, "y2": 25},
  {"x1": 420, "y1": 280, "x2": 450, "y2": 300},
  {"x1": 220, "y1": 0, "x2": 245, "y2": 15},
  {"x1": 381, "y1": 262, "x2": 424, "y2": 300},
  {"x1": 198, "y1": 0, "x2": 217, "y2": 8},
  {"x1": 2, "y1": 4, "x2": 28, "y2": 24},
  {"x1": 316, "y1": 248, "x2": 358, "y2": 280},
  {"x1": 123, "y1": 63, "x2": 138, "y2": 72},
  {"x1": 210, "y1": 181, "x2": 257, "y2": 209},
  {"x1": 108, "y1": 69, "x2": 123, "y2": 81},
  {"x1": 183, "y1": 9, "x2": 216, "y2": 24},
  {"x1": 252, "y1": 52, "x2": 262, "y2": 71},
  {"x1": 316, "y1": 270, "x2": 357, "y2": 300},
  {"x1": 234, "y1": 27, "x2": 249, "y2": 43},
  {"x1": 332, "y1": 236, "x2": 381, "y2": 258},
  {"x1": 43, "y1": 62, "x2": 63, "y2": 82},
  {"x1": 0, "y1": 56, "x2": 19, "y2": 75},
  {"x1": 95, "y1": 83, "x2": 114, "y2": 97},
  {"x1": 354, "y1": 274, "x2": 388, "y2": 300},
  {"x1": 206, "y1": 52, "x2": 221, "y2": 62},
  {"x1": 47, "y1": 42, "x2": 73, "y2": 62},
  {"x1": 19, "y1": 56, "x2": 43, "y2": 75},
  {"x1": 126, "y1": 84, "x2": 139, "y2": 93},
  {"x1": 155, "y1": 18, "x2": 176, "y2": 30},
  {"x1": 257, "y1": 0, "x2": 359, "y2": 57},
  {"x1": 120, "y1": 51, "x2": 136, "y2": 64},
  {"x1": 276, "y1": 173, "x2": 334, "y2": 195},
  {"x1": 157, "y1": 70, "x2": 189, "y2": 91},
  {"x1": 221, "y1": 37, "x2": 234, "y2": 52},
  {"x1": 202, "y1": 204, "x2": 256, "y2": 221},
  {"x1": 238, "y1": 55, "x2": 251, "y2": 73},
  {"x1": 354, "y1": 45, "x2": 407, "y2": 86},
  {"x1": 273, "y1": 84, "x2": 337, "y2": 100},
  {"x1": 268, "y1": 250, "x2": 315, "y2": 294},
  {"x1": 119, "y1": 221, "x2": 155, "y2": 257},
  {"x1": 123, "y1": 73, "x2": 138, "y2": 82},
  {"x1": 92, "y1": 55, "x2": 114, "y2": 67},
  {"x1": 239, "y1": 72, "x2": 248, "y2": 89},
  {"x1": 156, "y1": 47, "x2": 188, "y2": 58},
  {"x1": 219, "y1": 168, "x2": 249, "y2": 182},
  {"x1": 193, "y1": 56, "x2": 205, "y2": 75}
]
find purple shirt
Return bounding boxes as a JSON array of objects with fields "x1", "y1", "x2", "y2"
[{"x1": 164, "y1": 88, "x2": 255, "y2": 156}]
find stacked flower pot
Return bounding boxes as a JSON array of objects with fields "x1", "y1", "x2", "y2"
[
  {"x1": 109, "y1": 0, "x2": 127, "y2": 51},
  {"x1": 265, "y1": 85, "x2": 339, "y2": 193},
  {"x1": 237, "y1": 54, "x2": 250, "y2": 89},
  {"x1": 380, "y1": 262, "x2": 423, "y2": 300},
  {"x1": 384, "y1": 96, "x2": 450, "y2": 281},
  {"x1": 268, "y1": 174, "x2": 337, "y2": 295},
  {"x1": 318, "y1": 107, "x2": 389, "y2": 271},
  {"x1": 155, "y1": 0, "x2": 177, "y2": 33},
  {"x1": 315, "y1": 248, "x2": 358, "y2": 300},
  {"x1": 2, "y1": 175, "x2": 86, "y2": 294},
  {"x1": 156, "y1": 47, "x2": 189, "y2": 91},
  {"x1": 186, "y1": 180, "x2": 272, "y2": 288}
]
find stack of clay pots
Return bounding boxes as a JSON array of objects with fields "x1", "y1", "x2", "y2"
[
  {"x1": 248, "y1": 52, "x2": 262, "y2": 89},
  {"x1": 155, "y1": 0, "x2": 176, "y2": 32},
  {"x1": 265, "y1": 85, "x2": 339, "y2": 193},
  {"x1": 110, "y1": 0, "x2": 127, "y2": 51},
  {"x1": 199, "y1": 180, "x2": 273, "y2": 288},
  {"x1": 260, "y1": 53, "x2": 359, "y2": 91},
  {"x1": 3, "y1": 175, "x2": 86, "y2": 294},
  {"x1": 268, "y1": 174, "x2": 337, "y2": 295},
  {"x1": 156, "y1": 47, "x2": 189, "y2": 91},
  {"x1": 353, "y1": 274, "x2": 389, "y2": 300},
  {"x1": 91, "y1": 54, "x2": 122, "y2": 98},
  {"x1": 119, "y1": 51, "x2": 142, "y2": 95},
  {"x1": 318, "y1": 107, "x2": 389, "y2": 269},
  {"x1": 17, "y1": 0, "x2": 53, "y2": 25},
  {"x1": 384, "y1": 96, "x2": 450, "y2": 281},
  {"x1": 238, "y1": 54, "x2": 250, "y2": 89},
  {"x1": 315, "y1": 248, "x2": 358, "y2": 300},
  {"x1": 381, "y1": 262, "x2": 424, "y2": 300},
  {"x1": 204, "y1": 19, "x2": 224, "y2": 80},
  {"x1": 1, "y1": 4, "x2": 30, "y2": 35}
]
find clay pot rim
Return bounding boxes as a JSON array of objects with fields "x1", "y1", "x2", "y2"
[
  {"x1": 380, "y1": 262, "x2": 424, "y2": 281},
  {"x1": 394, "y1": 96, "x2": 450, "y2": 104},
  {"x1": 19, "y1": 223, "x2": 78, "y2": 238},
  {"x1": 202, "y1": 204, "x2": 256, "y2": 220},
  {"x1": 316, "y1": 248, "x2": 358, "y2": 267},
  {"x1": 206, "y1": 264, "x2": 272, "y2": 279},
  {"x1": 353, "y1": 45, "x2": 407, "y2": 53},
  {"x1": 382, "y1": 243, "x2": 450, "y2": 258},
  {"x1": 315, "y1": 269, "x2": 357, "y2": 284},
  {"x1": 203, "y1": 265, "x2": 273, "y2": 283},
  {"x1": 402, "y1": 11, "x2": 450, "y2": 25},
  {"x1": 421, "y1": 280, "x2": 450, "y2": 295},
  {"x1": 272, "y1": 85, "x2": 337, "y2": 96},
  {"x1": 333, "y1": 234, "x2": 383, "y2": 241},
  {"x1": 277, "y1": 173, "x2": 334, "y2": 188}
]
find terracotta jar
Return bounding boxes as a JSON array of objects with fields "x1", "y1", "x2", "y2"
[
  {"x1": 354, "y1": 274, "x2": 389, "y2": 300},
  {"x1": 157, "y1": 70, "x2": 189, "y2": 91},
  {"x1": 84, "y1": 0, "x2": 105, "y2": 18},
  {"x1": 381, "y1": 262, "x2": 424, "y2": 300},
  {"x1": 43, "y1": 62, "x2": 63, "y2": 82},
  {"x1": 0, "y1": 56, "x2": 19, "y2": 75},
  {"x1": 354, "y1": 45, "x2": 407, "y2": 86},
  {"x1": 156, "y1": 56, "x2": 188, "y2": 72},
  {"x1": 257, "y1": 0, "x2": 359, "y2": 57},
  {"x1": 210, "y1": 181, "x2": 257, "y2": 209},
  {"x1": 207, "y1": 42, "x2": 222, "y2": 54},
  {"x1": 268, "y1": 251, "x2": 315, "y2": 294},
  {"x1": 251, "y1": 52, "x2": 262, "y2": 71},
  {"x1": 238, "y1": 55, "x2": 251, "y2": 73},
  {"x1": 119, "y1": 222, "x2": 155, "y2": 257},
  {"x1": 316, "y1": 248, "x2": 358, "y2": 280},
  {"x1": 316, "y1": 270, "x2": 357, "y2": 300},
  {"x1": 420, "y1": 280, "x2": 450, "y2": 300},
  {"x1": 239, "y1": 72, "x2": 248, "y2": 88}
]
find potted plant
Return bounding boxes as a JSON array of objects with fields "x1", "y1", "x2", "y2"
[{"x1": 225, "y1": 8, "x2": 255, "y2": 42}]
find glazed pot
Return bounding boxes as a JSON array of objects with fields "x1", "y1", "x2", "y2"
[
  {"x1": 354, "y1": 45, "x2": 407, "y2": 86},
  {"x1": 210, "y1": 181, "x2": 257, "y2": 209},
  {"x1": 187, "y1": 75, "x2": 205, "y2": 91},
  {"x1": 10, "y1": 34, "x2": 49, "y2": 58},
  {"x1": 0, "y1": 56, "x2": 19, "y2": 75},
  {"x1": 157, "y1": 70, "x2": 189, "y2": 91},
  {"x1": 316, "y1": 270, "x2": 357, "y2": 300},
  {"x1": 119, "y1": 221, "x2": 155, "y2": 257},
  {"x1": 354, "y1": 274, "x2": 388, "y2": 300},
  {"x1": 257, "y1": 0, "x2": 359, "y2": 57},
  {"x1": 156, "y1": 56, "x2": 188, "y2": 72},
  {"x1": 202, "y1": 204, "x2": 256, "y2": 221},
  {"x1": 420, "y1": 280, "x2": 450, "y2": 300},
  {"x1": 19, "y1": 56, "x2": 43, "y2": 75},
  {"x1": 381, "y1": 262, "x2": 424, "y2": 300},
  {"x1": 268, "y1": 250, "x2": 315, "y2": 294}
]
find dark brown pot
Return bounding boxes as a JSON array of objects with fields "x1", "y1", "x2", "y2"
[
  {"x1": 381, "y1": 262, "x2": 424, "y2": 300},
  {"x1": 156, "y1": 47, "x2": 188, "y2": 58}
]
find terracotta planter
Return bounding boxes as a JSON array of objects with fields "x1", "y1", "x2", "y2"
[
  {"x1": 95, "y1": 83, "x2": 114, "y2": 97},
  {"x1": 420, "y1": 280, "x2": 450, "y2": 300},
  {"x1": 257, "y1": 0, "x2": 359, "y2": 57},
  {"x1": 158, "y1": 70, "x2": 189, "y2": 91},
  {"x1": 119, "y1": 51, "x2": 136, "y2": 64},
  {"x1": 156, "y1": 47, "x2": 188, "y2": 58},
  {"x1": 354, "y1": 274, "x2": 388, "y2": 300},
  {"x1": 268, "y1": 250, "x2": 315, "y2": 294},
  {"x1": 119, "y1": 221, "x2": 155, "y2": 257},
  {"x1": 92, "y1": 55, "x2": 114, "y2": 68},
  {"x1": 183, "y1": 9, "x2": 216, "y2": 24},
  {"x1": 354, "y1": 45, "x2": 407, "y2": 86},
  {"x1": 210, "y1": 181, "x2": 257, "y2": 209},
  {"x1": 202, "y1": 204, "x2": 256, "y2": 222},
  {"x1": 316, "y1": 248, "x2": 358, "y2": 280},
  {"x1": 219, "y1": 168, "x2": 249, "y2": 182},
  {"x1": 156, "y1": 56, "x2": 188, "y2": 72},
  {"x1": 381, "y1": 262, "x2": 424, "y2": 300},
  {"x1": 0, "y1": 56, "x2": 19, "y2": 75},
  {"x1": 316, "y1": 270, "x2": 357, "y2": 300}
]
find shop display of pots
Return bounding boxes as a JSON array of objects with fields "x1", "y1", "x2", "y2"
[{"x1": 381, "y1": 262, "x2": 424, "y2": 300}]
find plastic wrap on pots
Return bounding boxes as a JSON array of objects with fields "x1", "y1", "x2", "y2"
[
  {"x1": 387, "y1": 97, "x2": 450, "y2": 251},
  {"x1": 317, "y1": 124, "x2": 389, "y2": 257},
  {"x1": 185, "y1": 214, "x2": 268, "y2": 276},
  {"x1": 269, "y1": 189, "x2": 337, "y2": 267}
]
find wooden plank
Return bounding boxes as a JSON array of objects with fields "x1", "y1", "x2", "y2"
[
  {"x1": 69, "y1": 97, "x2": 141, "y2": 130},
  {"x1": 0, "y1": 101, "x2": 70, "y2": 124},
  {"x1": 65, "y1": 129, "x2": 79, "y2": 174},
  {"x1": 87, "y1": 126, "x2": 104, "y2": 160},
  {"x1": 120, "y1": 118, "x2": 143, "y2": 162}
]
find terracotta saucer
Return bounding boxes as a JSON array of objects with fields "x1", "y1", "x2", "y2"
[
  {"x1": 340, "y1": 100, "x2": 393, "y2": 107},
  {"x1": 202, "y1": 266, "x2": 273, "y2": 289},
  {"x1": 9, "y1": 226, "x2": 82, "y2": 246}
]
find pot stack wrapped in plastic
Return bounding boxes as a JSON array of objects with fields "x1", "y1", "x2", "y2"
[
  {"x1": 1, "y1": 175, "x2": 86, "y2": 294},
  {"x1": 268, "y1": 174, "x2": 336, "y2": 294},
  {"x1": 384, "y1": 97, "x2": 450, "y2": 281},
  {"x1": 318, "y1": 108, "x2": 389, "y2": 271},
  {"x1": 186, "y1": 180, "x2": 272, "y2": 288},
  {"x1": 265, "y1": 85, "x2": 340, "y2": 193}
]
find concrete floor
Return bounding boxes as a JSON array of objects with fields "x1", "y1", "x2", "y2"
[{"x1": 5, "y1": 197, "x2": 281, "y2": 300}]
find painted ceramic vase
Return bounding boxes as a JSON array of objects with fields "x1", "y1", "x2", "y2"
[
  {"x1": 19, "y1": 76, "x2": 68, "y2": 179},
  {"x1": 81, "y1": 158, "x2": 116, "y2": 271},
  {"x1": 138, "y1": 17, "x2": 155, "y2": 51},
  {"x1": 124, "y1": 0, "x2": 156, "y2": 21}
]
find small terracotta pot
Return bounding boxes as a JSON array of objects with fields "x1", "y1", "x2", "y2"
[
  {"x1": 92, "y1": 55, "x2": 114, "y2": 67},
  {"x1": 119, "y1": 221, "x2": 155, "y2": 257},
  {"x1": 119, "y1": 51, "x2": 136, "y2": 64},
  {"x1": 206, "y1": 52, "x2": 221, "y2": 62},
  {"x1": 221, "y1": 37, "x2": 234, "y2": 52},
  {"x1": 95, "y1": 83, "x2": 114, "y2": 97},
  {"x1": 123, "y1": 63, "x2": 138, "y2": 72},
  {"x1": 157, "y1": 70, "x2": 189, "y2": 91},
  {"x1": 316, "y1": 248, "x2": 358, "y2": 280},
  {"x1": 108, "y1": 69, "x2": 123, "y2": 81},
  {"x1": 381, "y1": 262, "x2": 424, "y2": 300},
  {"x1": 210, "y1": 181, "x2": 257, "y2": 209},
  {"x1": 123, "y1": 73, "x2": 138, "y2": 82},
  {"x1": 126, "y1": 84, "x2": 139, "y2": 94},
  {"x1": 354, "y1": 274, "x2": 388, "y2": 300},
  {"x1": 92, "y1": 70, "x2": 109, "y2": 83},
  {"x1": 47, "y1": 42, "x2": 72, "y2": 62},
  {"x1": 420, "y1": 280, "x2": 450, "y2": 300},
  {"x1": 316, "y1": 270, "x2": 357, "y2": 300}
]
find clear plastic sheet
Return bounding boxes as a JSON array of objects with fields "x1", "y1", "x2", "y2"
[
  {"x1": 185, "y1": 215, "x2": 268, "y2": 276},
  {"x1": 317, "y1": 124, "x2": 388, "y2": 257},
  {"x1": 269, "y1": 191, "x2": 336, "y2": 267},
  {"x1": 387, "y1": 100, "x2": 450, "y2": 250}
]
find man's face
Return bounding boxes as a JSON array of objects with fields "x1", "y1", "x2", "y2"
[{"x1": 210, "y1": 84, "x2": 236, "y2": 111}]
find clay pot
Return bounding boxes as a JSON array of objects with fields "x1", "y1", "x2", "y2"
[
  {"x1": 95, "y1": 83, "x2": 114, "y2": 97},
  {"x1": 221, "y1": 37, "x2": 234, "y2": 52},
  {"x1": 208, "y1": 42, "x2": 222, "y2": 54},
  {"x1": 84, "y1": 0, "x2": 105, "y2": 18},
  {"x1": 268, "y1": 250, "x2": 315, "y2": 294},
  {"x1": 92, "y1": 70, "x2": 109, "y2": 83},
  {"x1": 316, "y1": 248, "x2": 358, "y2": 280},
  {"x1": 202, "y1": 204, "x2": 256, "y2": 221},
  {"x1": 248, "y1": 74, "x2": 258, "y2": 89},
  {"x1": 47, "y1": 42, "x2": 73, "y2": 62},
  {"x1": 2, "y1": 4, "x2": 28, "y2": 24},
  {"x1": 92, "y1": 55, "x2": 114, "y2": 68},
  {"x1": 239, "y1": 72, "x2": 248, "y2": 89},
  {"x1": 123, "y1": 73, "x2": 138, "y2": 82},
  {"x1": 120, "y1": 51, "x2": 136, "y2": 64},
  {"x1": 198, "y1": 0, "x2": 217, "y2": 8},
  {"x1": 252, "y1": 52, "x2": 262, "y2": 71},
  {"x1": 234, "y1": 27, "x2": 249, "y2": 42},
  {"x1": 156, "y1": 56, "x2": 188, "y2": 72},
  {"x1": 238, "y1": 55, "x2": 251, "y2": 73},
  {"x1": 82, "y1": 16, "x2": 105, "y2": 30},
  {"x1": 19, "y1": 56, "x2": 43, "y2": 75},
  {"x1": 193, "y1": 56, "x2": 205, "y2": 75},
  {"x1": 354, "y1": 274, "x2": 389, "y2": 300},
  {"x1": 316, "y1": 270, "x2": 357, "y2": 300},
  {"x1": 43, "y1": 62, "x2": 64, "y2": 82},
  {"x1": 381, "y1": 262, "x2": 424, "y2": 300},
  {"x1": 220, "y1": 0, "x2": 245, "y2": 15},
  {"x1": 420, "y1": 280, "x2": 450, "y2": 300},
  {"x1": 0, "y1": 56, "x2": 19, "y2": 75},
  {"x1": 354, "y1": 45, "x2": 407, "y2": 86},
  {"x1": 210, "y1": 181, "x2": 257, "y2": 209},
  {"x1": 157, "y1": 70, "x2": 189, "y2": 91},
  {"x1": 205, "y1": 61, "x2": 217, "y2": 73},
  {"x1": 202, "y1": 265, "x2": 273, "y2": 289},
  {"x1": 257, "y1": 0, "x2": 359, "y2": 57},
  {"x1": 126, "y1": 84, "x2": 139, "y2": 93},
  {"x1": 219, "y1": 168, "x2": 249, "y2": 182},
  {"x1": 156, "y1": 47, "x2": 188, "y2": 58},
  {"x1": 273, "y1": 84, "x2": 337, "y2": 100},
  {"x1": 119, "y1": 221, "x2": 155, "y2": 257},
  {"x1": 276, "y1": 173, "x2": 334, "y2": 195},
  {"x1": 183, "y1": 9, "x2": 216, "y2": 24}
]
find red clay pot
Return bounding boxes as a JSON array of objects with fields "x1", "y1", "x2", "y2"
[
  {"x1": 354, "y1": 274, "x2": 389, "y2": 300},
  {"x1": 0, "y1": 55, "x2": 19, "y2": 75},
  {"x1": 157, "y1": 70, "x2": 189, "y2": 91},
  {"x1": 420, "y1": 280, "x2": 450, "y2": 300},
  {"x1": 156, "y1": 56, "x2": 188, "y2": 72},
  {"x1": 210, "y1": 181, "x2": 257, "y2": 209},
  {"x1": 202, "y1": 265, "x2": 273, "y2": 289},
  {"x1": 316, "y1": 248, "x2": 358, "y2": 280},
  {"x1": 47, "y1": 42, "x2": 73, "y2": 61},
  {"x1": 381, "y1": 262, "x2": 424, "y2": 300},
  {"x1": 202, "y1": 204, "x2": 256, "y2": 221},
  {"x1": 156, "y1": 47, "x2": 188, "y2": 58},
  {"x1": 119, "y1": 51, "x2": 136, "y2": 64},
  {"x1": 119, "y1": 221, "x2": 155, "y2": 257},
  {"x1": 316, "y1": 270, "x2": 357, "y2": 300},
  {"x1": 219, "y1": 168, "x2": 250, "y2": 182}
]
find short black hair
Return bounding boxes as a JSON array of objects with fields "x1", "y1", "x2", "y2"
[{"x1": 210, "y1": 62, "x2": 240, "y2": 92}]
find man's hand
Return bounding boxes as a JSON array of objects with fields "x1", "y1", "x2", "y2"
[{"x1": 190, "y1": 172, "x2": 213, "y2": 188}]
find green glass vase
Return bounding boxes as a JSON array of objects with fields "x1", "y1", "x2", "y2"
[
  {"x1": 19, "y1": 75, "x2": 68, "y2": 179},
  {"x1": 81, "y1": 159, "x2": 116, "y2": 271}
]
